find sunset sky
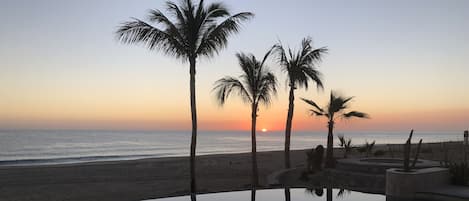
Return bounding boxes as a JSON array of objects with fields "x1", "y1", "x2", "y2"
[{"x1": 1, "y1": 0, "x2": 468, "y2": 132}]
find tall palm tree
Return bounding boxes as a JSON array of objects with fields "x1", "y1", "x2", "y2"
[
  {"x1": 302, "y1": 91, "x2": 368, "y2": 168},
  {"x1": 115, "y1": 0, "x2": 253, "y2": 194},
  {"x1": 273, "y1": 37, "x2": 327, "y2": 168},
  {"x1": 213, "y1": 49, "x2": 277, "y2": 186}
]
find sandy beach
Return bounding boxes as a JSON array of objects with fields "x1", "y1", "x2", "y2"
[
  {"x1": 0, "y1": 142, "x2": 466, "y2": 201},
  {"x1": 0, "y1": 149, "x2": 306, "y2": 201}
]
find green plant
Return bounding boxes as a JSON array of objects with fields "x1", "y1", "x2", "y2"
[
  {"x1": 403, "y1": 130, "x2": 423, "y2": 172},
  {"x1": 420, "y1": 147, "x2": 433, "y2": 153},
  {"x1": 356, "y1": 141, "x2": 375, "y2": 157},
  {"x1": 364, "y1": 140, "x2": 376, "y2": 157},
  {"x1": 374, "y1": 150, "x2": 386, "y2": 157},
  {"x1": 116, "y1": 0, "x2": 253, "y2": 193},
  {"x1": 411, "y1": 139, "x2": 423, "y2": 168},
  {"x1": 440, "y1": 142, "x2": 450, "y2": 167},
  {"x1": 274, "y1": 38, "x2": 327, "y2": 168},
  {"x1": 302, "y1": 92, "x2": 369, "y2": 168},
  {"x1": 449, "y1": 162, "x2": 469, "y2": 186},
  {"x1": 213, "y1": 49, "x2": 278, "y2": 187},
  {"x1": 338, "y1": 135, "x2": 352, "y2": 158},
  {"x1": 336, "y1": 189, "x2": 351, "y2": 198},
  {"x1": 357, "y1": 146, "x2": 366, "y2": 154},
  {"x1": 387, "y1": 144, "x2": 395, "y2": 158}
]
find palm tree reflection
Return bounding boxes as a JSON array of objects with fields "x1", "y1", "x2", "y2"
[
  {"x1": 190, "y1": 192, "x2": 196, "y2": 201},
  {"x1": 327, "y1": 187, "x2": 332, "y2": 201},
  {"x1": 284, "y1": 187, "x2": 291, "y2": 201},
  {"x1": 251, "y1": 188, "x2": 256, "y2": 201},
  {"x1": 305, "y1": 187, "x2": 352, "y2": 201}
]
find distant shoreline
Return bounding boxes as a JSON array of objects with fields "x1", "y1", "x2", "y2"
[{"x1": 0, "y1": 140, "x2": 463, "y2": 167}]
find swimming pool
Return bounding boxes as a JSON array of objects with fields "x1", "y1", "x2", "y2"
[{"x1": 144, "y1": 188, "x2": 385, "y2": 201}]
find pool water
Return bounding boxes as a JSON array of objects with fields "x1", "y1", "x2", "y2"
[{"x1": 144, "y1": 188, "x2": 385, "y2": 201}]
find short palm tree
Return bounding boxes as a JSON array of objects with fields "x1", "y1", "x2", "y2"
[
  {"x1": 115, "y1": 0, "x2": 253, "y2": 193},
  {"x1": 213, "y1": 49, "x2": 277, "y2": 186},
  {"x1": 302, "y1": 91, "x2": 369, "y2": 168},
  {"x1": 273, "y1": 37, "x2": 327, "y2": 168},
  {"x1": 338, "y1": 135, "x2": 352, "y2": 158}
]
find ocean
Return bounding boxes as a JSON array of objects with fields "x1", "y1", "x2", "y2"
[{"x1": 0, "y1": 130, "x2": 463, "y2": 166}]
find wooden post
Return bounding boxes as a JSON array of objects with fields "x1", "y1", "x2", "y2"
[{"x1": 464, "y1": 130, "x2": 468, "y2": 162}]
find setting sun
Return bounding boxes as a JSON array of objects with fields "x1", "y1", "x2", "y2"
[{"x1": 261, "y1": 128, "x2": 267, "y2": 132}]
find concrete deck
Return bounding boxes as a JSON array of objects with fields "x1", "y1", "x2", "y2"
[{"x1": 416, "y1": 185, "x2": 469, "y2": 201}]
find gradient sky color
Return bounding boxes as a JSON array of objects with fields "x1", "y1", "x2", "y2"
[{"x1": 1, "y1": 0, "x2": 468, "y2": 132}]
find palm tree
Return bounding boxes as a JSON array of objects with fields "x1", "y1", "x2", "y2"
[
  {"x1": 302, "y1": 91, "x2": 369, "y2": 168},
  {"x1": 273, "y1": 37, "x2": 327, "y2": 168},
  {"x1": 338, "y1": 135, "x2": 352, "y2": 158},
  {"x1": 213, "y1": 49, "x2": 277, "y2": 186},
  {"x1": 115, "y1": 0, "x2": 253, "y2": 194}
]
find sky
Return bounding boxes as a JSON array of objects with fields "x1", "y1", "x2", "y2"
[{"x1": 1, "y1": 0, "x2": 468, "y2": 132}]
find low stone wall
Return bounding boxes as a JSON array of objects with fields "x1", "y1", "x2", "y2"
[
  {"x1": 337, "y1": 157, "x2": 440, "y2": 174},
  {"x1": 386, "y1": 167, "x2": 450, "y2": 201}
]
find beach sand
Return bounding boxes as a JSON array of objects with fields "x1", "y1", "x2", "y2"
[
  {"x1": 0, "y1": 150, "x2": 306, "y2": 201},
  {"x1": 0, "y1": 142, "x2": 466, "y2": 201}
]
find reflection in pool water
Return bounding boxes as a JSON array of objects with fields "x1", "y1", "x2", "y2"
[{"x1": 144, "y1": 188, "x2": 385, "y2": 201}]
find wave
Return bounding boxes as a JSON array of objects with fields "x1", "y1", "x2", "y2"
[{"x1": 0, "y1": 154, "x2": 173, "y2": 167}]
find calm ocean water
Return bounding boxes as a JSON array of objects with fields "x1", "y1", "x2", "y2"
[{"x1": 0, "y1": 130, "x2": 463, "y2": 166}]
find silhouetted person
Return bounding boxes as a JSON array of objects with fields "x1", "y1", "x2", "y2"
[
  {"x1": 307, "y1": 145, "x2": 325, "y2": 173},
  {"x1": 314, "y1": 145, "x2": 324, "y2": 171},
  {"x1": 315, "y1": 188, "x2": 324, "y2": 197}
]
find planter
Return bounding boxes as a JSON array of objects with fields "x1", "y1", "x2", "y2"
[
  {"x1": 386, "y1": 167, "x2": 450, "y2": 201},
  {"x1": 337, "y1": 157, "x2": 440, "y2": 174}
]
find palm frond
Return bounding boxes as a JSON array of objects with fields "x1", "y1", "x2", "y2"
[
  {"x1": 197, "y1": 12, "x2": 253, "y2": 57},
  {"x1": 306, "y1": 47, "x2": 328, "y2": 64},
  {"x1": 116, "y1": 18, "x2": 188, "y2": 59},
  {"x1": 212, "y1": 76, "x2": 252, "y2": 105},
  {"x1": 213, "y1": 49, "x2": 277, "y2": 109},
  {"x1": 301, "y1": 65, "x2": 324, "y2": 90},
  {"x1": 343, "y1": 111, "x2": 369, "y2": 119},
  {"x1": 328, "y1": 91, "x2": 354, "y2": 115},
  {"x1": 165, "y1": 1, "x2": 187, "y2": 24},
  {"x1": 338, "y1": 135, "x2": 346, "y2": 146},
  {"x1": 260, "y1": 45, "x2": 275, "y2": 67},
  {"x1": 273, "y1": 37, "x2": 326, "y2": 91},
  {"x1": 256, "y1": 71, "x2": 278, "y2": 106},
  {"x1": 203, "y1": 2, "x2": 230, "y2": 22},
  {"x1": 309, "y1": 110, "x2": 326, "y2": 116},
  {"x1": 301, "y1": 98, "x2": 324, "y2": 112},
  {"x1": 118, "y1": 0, "x2": 252, "y2": 62}
]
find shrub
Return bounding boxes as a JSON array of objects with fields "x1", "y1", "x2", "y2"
[
  {"x1": 420, "y1": 147, "x2": 432, "y2": 153},
  {"x1": 367, "y1": 141, "x2": 375, "y2": 156},
  {"x1": 374, "y1": 150, "x2": 386, "y2": 157},
  {"x1": 449, "y1": 162, "x2": 469, "y2": 186},
  {"x1": 338, "y1": 135, "x2": 352, "y2": 158}
]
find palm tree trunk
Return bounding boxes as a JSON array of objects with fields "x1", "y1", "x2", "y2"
[
  {"x1": 251, "y1": 188, "x2": 256, "y2": 201},
  {"x1": 327, "y1": 187, "x2": 332, "y2": 201},
  {"x1": 325, "y1": 120, "x2": 334, "y2": 168},
  {"x1": 284, "y1": 86, "x2": 295, "y2": 168},
  {"x1": 284, "y1": 187, "x2": 291, "y2": 201},
  {"x1": 190, "y1": 193, "x2": 196, "y2": 201},
  {"x1": 189, "y1": 57, "x2": 198, "y2": 194},
  {"x1": 251, "y1": 102, "x2": 259, "y2": 187}
]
